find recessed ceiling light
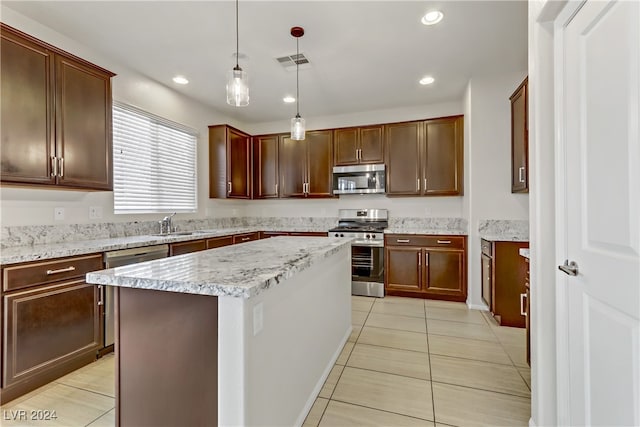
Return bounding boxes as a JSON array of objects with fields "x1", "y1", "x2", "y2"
[
  {"x1": 421, "y1": 10, "x2": 444, "y2": 26},
  {"x1": 283, "y1": 96, "x2": 296, "y2": 103},
  {"x1": 419, "y1": 76, "x2": 435, "y2": 85},
  {"x1": 172, "y1": 76, "x2": 189, "y2": 85}
]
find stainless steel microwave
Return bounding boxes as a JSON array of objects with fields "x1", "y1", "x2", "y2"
[{"x1": 332, "y1": 164, "x2": 386, "y2": 195}]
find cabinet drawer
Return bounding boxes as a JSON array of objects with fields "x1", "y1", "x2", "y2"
[
  {"x1": 481, "y1": 239, "x2": 493, "y2": 257},
  {"x1": 170, "y1": 240, "x2": 207, "y2": 256},
  {"x1": 233, "y1": 232, "x2": 260, "y2": 244},
  {"x1": 206, "y1": 236, "x2": 234, "y2": 249},
  {"x1": 385, "y1": 234, "x2": 465, "y2": 249},
  {"x1": 2, "y1": 254, "x2": 103, "y2": 292}
]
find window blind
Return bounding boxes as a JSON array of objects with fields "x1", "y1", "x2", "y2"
[{"x1": 112, "y1": 102, "x2": 197, "y2": 214}]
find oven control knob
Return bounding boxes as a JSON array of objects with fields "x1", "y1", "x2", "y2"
[
  {"x1": 334, "y1": 233, "x2": 339, "y2": 237},
  {"x1": 371, "y1": 234, "x2": 376, "y2": 239},
  {"x1": 340, "y1": 233, "x2": 345, "y2": 237},
  {"x1": 366, "y1": 234, "x2": 371, "y2": 239}
]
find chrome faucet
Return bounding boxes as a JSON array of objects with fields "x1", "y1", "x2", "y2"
[{"x1": 158, "y1": 212, "x2": 176, "y2": 235}]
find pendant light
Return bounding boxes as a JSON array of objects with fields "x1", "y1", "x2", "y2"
[
  {"x1": 290, "y1": 26, "x2": 305, "y2": 140},
  {"x1": 226, "y1": 0, "x2": 249, "y2": 107}
]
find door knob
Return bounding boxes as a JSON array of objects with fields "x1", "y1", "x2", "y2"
[{"x1": 558, "y1": 259, "x2": 579, "y2": 276}]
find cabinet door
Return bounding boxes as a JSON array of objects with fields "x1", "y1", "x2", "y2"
[
  {"x1": 279, "y1": 136, "x2": 306, "y2": 197},
  {"x1": 306, "y1": 130, "x2": 333, "y2": 197},
  {"x1": 170, "y1": 240, "x2": 206, "y2": 256},
  {"x1": 424, "y1": 250, "x2": 466, "y2": 300},
  {"x1": 359, "y1": 125, "x2": 384, "y2": 164},
  {"x1": 0, "y1": 26, "x2": 55, "y2": 185},
  {"x1": 385, "y1": 122, "x2": 422, "y2": 195},
  {"x1": 3, "y1": 280, "x2": 100, "y2": 387},
  {"x1": 511, "y1": 78, "x2": 528, "y2": 193},
  {"x1": 227, "y1": 128, "x2": 251, "y2": 199},
  {"x1": 252, "y1": 135, "x2": 279, "y2": 198},
  {"x1": 334, "y1": 128, "x2": 359, "y2": 166},
  {"x1": 481, "y1": 253, "x2": 492, "y2": 310},
  {"x1": 205, "y1": 236, "x2": 234, "y2": 249},
  {"x1": 385, "y1": 246, "x2": 422, "y2": 292},
  {"x1": 424, "y1": 116, "x2": 463, "y2": 195},
  {"x1": 55, "y1": 54, "x2": 112, "y2": 190}
]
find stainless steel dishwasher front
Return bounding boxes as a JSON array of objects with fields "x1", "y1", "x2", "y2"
[{"x1": 103, "y1": 245, "x2": 169, "y2": 347}]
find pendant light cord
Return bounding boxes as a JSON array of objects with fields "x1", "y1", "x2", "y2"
[
  {"x1": 235, "y1": 0, "x2": 239, "y2": 68},
  {"x1": 296, "y1": 37, "x2": 300, "y2": 116}
]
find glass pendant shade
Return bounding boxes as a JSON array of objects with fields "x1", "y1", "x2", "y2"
[
  {"x1": 291, "y1": 115, "x2": 305, "y2": 140},
  {"x1": 226, "y1": 66, "x2": 249, "y2": 107}
]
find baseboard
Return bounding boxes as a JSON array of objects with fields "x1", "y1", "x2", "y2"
[
  {"x1": 467, "y1": 302, "x2": 489, "y2": 311},
  {"x1": 295, "y1": 325, "x2": 352, "y2": 426},
  {"x1": 529, "y1": 417, "x2": 536, "y2": 427}
]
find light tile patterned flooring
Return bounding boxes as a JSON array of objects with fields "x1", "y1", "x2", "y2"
[
  {"x1": 305, "y1": 296, "x2": 531, "y2": 427},
  {"x1": 0, "y1": 296, "x2": 530, "y2": 426}
]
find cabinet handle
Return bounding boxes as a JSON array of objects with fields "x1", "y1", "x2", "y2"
[
  {"x1": 51, "y1": 156, "x2": 58, "y2": 177},
  {"x1": 437, "y1": 240, "x2": 451, "y2": 244},
  {"x1": 46, "y1": 266, "x2": 76, "y2": 275},
  {"x1": 416, "y1": 178, "x2": 420, "y2": 191},
  {"x1": 520, "y1": 293, "x2": 527, "y2": 316},
  {"x1": 241, "y1": 237, "x2": 251, "y2": 241},
  {"x1": 228, "y1": 182, "x2": 232, "y2": 194},
  {"x1": 396, "y1": 239, "x2": 410, "y2": 243},
  {"x1": 425, "y1": 252, "x2": 429, "y2": 266},
  {"x1": 418, "y1": 252, "x2": 421, "y2": 266},
  {"x1": 97, "y1": 285, "x2": 104, "y2": 306},
  {"x1": 275, "y1": 183, "x2": 278, "y2": 195},
  {"x1": 424, "y1": 178, "x2": 427, "y2": 190},
  {"x1": 358, "y1": 149, "x2": 362, "y2": 160},
  {"x1": 59, "y1": 157, "x2": 64, "y2": 178},
  {"x1": 519, "y1": 166, "x2": 525, "y2": 183}
]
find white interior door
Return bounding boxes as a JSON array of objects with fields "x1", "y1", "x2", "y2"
[{"x1": 557, "y1": 1, "x2": 640, "y2": 425}]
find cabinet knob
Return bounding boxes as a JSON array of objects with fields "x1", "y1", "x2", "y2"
[
  {"x1": 228, "y1": 182, "x2": 232, "y2": 194},
  {"x1": 519, "y1": 166, "x2": 525, "y2": 183},
  {"x1": 520, "y1": 293, "x2": 527, "y2": 316}
]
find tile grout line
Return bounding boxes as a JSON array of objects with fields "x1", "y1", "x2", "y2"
[
  {"x1": 83, "y1": 408, "x2": 112, "y2": 427},
  {"x1": 54, "y1": 382, "x2": 116, "y2": 400},
  {"x1": 328, "y1": 397, "x2": 436, "y2": 424},
  {"x1": 424, "y1": 300, "x2": 437, "y2": 427},
  {"x1": 429, "y1": 378, "x2": 531, "y2": 399}
]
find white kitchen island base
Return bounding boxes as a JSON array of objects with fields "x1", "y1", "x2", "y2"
[
  {"x1": 218, "y1": 247, "x2": 351, "y2": 426},
  {"x1": 87, "y1": 237, "x2": 353, "y2": 427}
]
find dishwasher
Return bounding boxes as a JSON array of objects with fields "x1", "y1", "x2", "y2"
[{"x1": 102, "y1": 245, "x2": 169, "y2": 348}]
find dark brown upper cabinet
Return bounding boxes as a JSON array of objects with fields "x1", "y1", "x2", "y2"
[
  {"x1": 385, "y1": 115, "x2": 463, "y2": 197},
  {"x1": 279, "y1": 130, "x2": 333, "y2": 198},
  {"x1": 334, "y1": 125, "x2": 384, "y2": 166},
  {"x1": 209, "y1": 125, "x2": 251, "y2": 199},
  {"x1": 510, "y1": 77, "x2": 528, "y2": 193},
  {"x1": 0, "y1": 24, "x2": 114, "y2": 190},
  {"x1": 253, "y1": 134, "x2": 280, "y2": 199}
]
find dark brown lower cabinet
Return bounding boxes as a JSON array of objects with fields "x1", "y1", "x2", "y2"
[
  {"x1": 1, "y1": 280, "x2": 101, "y2": 404},
  {"x1": 525, "y1": 257, "x2": 530, "y2": 365},
  {"x1": 232, "y1": 232, "x2": 260, "y2": 244},
  {"x1": 482, "y1": 239, "x2": 529, "y2": 328},
  {"x1": 385, "y1": 234, "x2": 467, "y2": 302},
  {"x1": 169, "y1": 239, "x2": 207, "y2": 256},
  {"x1": 206, "y1": 235, "x2": 234, "y2": 249}
]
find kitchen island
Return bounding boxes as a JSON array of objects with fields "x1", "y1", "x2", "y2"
[{"x1": 86, "y1": 236, "x2": 352, "y2": 426}]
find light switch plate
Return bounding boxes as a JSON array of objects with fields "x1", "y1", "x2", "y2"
[
  {"x1": 253, "y1": 302, "x2": 264, "y2": 336},
  {"x1": 89, "y1": 206, "x2": 102, "y2": 219},
  {"x1": 54, "y1": 207, "x2": 65, "y2": 221}
]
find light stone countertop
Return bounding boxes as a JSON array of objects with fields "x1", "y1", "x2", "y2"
[
  {"x1": 86, "y1": 236, "x2": 352, "y2": 299},
  {"x1": 384, "y1": 228, "x2": 467, "y2": 236},
  {"x1": 519, "y1": 248, "x2": 530, "y2": 259},
  {"x1": 0, "y1": 227, "x2": 259, "y2": 265},
  {"x1": 479, "y1": 233, "x2": 530, "y2": 242}
]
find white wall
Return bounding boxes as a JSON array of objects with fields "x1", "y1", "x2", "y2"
[
  {"x1": 466, "y1": 72, "x2": 530, "y2": 308},
  {"x1": 0, "y1": 6, "x2": 248, "y2": 227}
]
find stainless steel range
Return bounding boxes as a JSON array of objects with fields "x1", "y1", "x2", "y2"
[{"x1": 329, "y1": 209, "x2": 388, "y2": 297}]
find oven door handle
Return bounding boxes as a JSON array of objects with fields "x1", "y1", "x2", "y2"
[{"x1": 351, "y1": 241, "x2": 384, "y2": 247}]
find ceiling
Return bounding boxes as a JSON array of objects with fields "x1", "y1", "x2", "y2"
[{"x1": 4, "y1": 1, "x2": 528, "y2": 124}]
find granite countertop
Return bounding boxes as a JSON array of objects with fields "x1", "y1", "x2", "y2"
[
  {"x1": 86, "y1": 236, "x2": 352, "y2": 299},
  {"x1": 0, "y1": 227, "x2": 258, "y2": 265},
  {"x1": 519, "y1": 248, "x2": 530, "y2": 259},
  {"x1": 479, "y1": 233, "x2": 529, "y2": 242},
  {"x1": 385, "y1": 228, "x2": 467, "y2": 236}
]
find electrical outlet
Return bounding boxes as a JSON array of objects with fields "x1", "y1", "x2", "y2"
[
  {"x1": 253, "y1": 302, "x2": 264, "y2": 336},
  {"x1": 54, "y1": 207, "x2": 65, "y2": 221},
  {"x1": 89, "y1": 206, "x2": 103, "y2": 219}
]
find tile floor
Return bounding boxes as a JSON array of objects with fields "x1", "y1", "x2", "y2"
[
  {"x1": 305, "y1": 296, "x2": 531, "y2": 427},
  {"x1": 0, "y1": 296, "x2": 530, "y2": 427}
]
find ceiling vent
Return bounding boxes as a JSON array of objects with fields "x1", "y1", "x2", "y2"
[{"x1": 276, "y1": 53, "x2": 311, "y2": 71}]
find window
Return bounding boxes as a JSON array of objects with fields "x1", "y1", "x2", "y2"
[{"x1": 112, "y1": 102, "x2": 197, "y2": 214}]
